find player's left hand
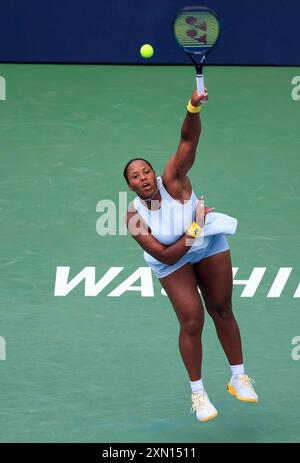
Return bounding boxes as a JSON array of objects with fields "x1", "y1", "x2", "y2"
[
  {"x1": 195, "y1": 194, "x2": 215, "y2": 226},
  {"x1": 204, "y1": 204, "x2": 215, "y2": 218}
]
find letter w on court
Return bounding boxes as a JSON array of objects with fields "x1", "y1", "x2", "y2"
[{"x1": 54, "y1": 267, "x2": 124, "y2": 296}]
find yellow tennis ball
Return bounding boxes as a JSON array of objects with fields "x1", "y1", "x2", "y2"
[{"x1": 140, "y1": 44, "x2": 154, "y2": 59}]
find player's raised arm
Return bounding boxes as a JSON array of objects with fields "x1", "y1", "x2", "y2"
[{"x1": 162, "y1": 89, "x2": 208, "y2": 182}]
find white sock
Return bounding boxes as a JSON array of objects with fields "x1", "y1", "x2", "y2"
[
  {"x1": 190, "y1": 379, "x2": 204, "y2": 393},
  {"x1": 230, "y1": 363, "x2": 245, "y2": 376}
]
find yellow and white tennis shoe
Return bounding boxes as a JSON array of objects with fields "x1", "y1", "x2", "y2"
[
  {"x1": 227, "y1": 374, "x2": 258, "y2": 403},
  {"x1": 190, "y1": 390, "x2": 218, "y2": 422}
]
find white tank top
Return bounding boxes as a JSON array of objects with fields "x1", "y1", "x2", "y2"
[
  {"x1": 133, "y1": 176, "x2": 198, "y2": 245},
  {"x1": 132, "y1": 176, "x2": 238, "y2": 268}
]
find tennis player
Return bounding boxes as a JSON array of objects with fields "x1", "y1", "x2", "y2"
[{"x1": 124, "y1": 89, "x2": 258, "y2": 422}]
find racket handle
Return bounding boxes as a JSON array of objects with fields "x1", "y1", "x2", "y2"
[{"x1": 196, "y1": 74, "x2": 204, "y2": 96}]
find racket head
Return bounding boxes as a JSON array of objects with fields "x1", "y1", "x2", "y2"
[{"x1": 173, "y1": 6, "x2": 221, "y2": 59}]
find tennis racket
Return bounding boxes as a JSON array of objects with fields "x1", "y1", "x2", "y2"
[{"x1": 173, "y1": 6, "x2": 221, "y2": 96}]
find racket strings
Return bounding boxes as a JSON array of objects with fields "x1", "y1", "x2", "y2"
[{"x1": 174, "y1": 12, "x2": 219, "y2": 49}]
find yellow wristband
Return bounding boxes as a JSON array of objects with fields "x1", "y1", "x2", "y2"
[
  {"x1": 187, "y1": 99, "x2": 201, "y2": 114},
  {"x1": 187, "y1": 221, "x2": 203, "y2": 238}
]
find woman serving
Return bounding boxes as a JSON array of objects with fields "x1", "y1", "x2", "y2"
[{"x1": 124, "y1": 89, "x2": 258, "y2": 423}]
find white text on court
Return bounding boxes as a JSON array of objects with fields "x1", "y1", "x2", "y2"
[
  {"x1": 0, "y1": 337, "x2": 6, "y2": 361},
  {"x1": 291, "y1": 76, "x2": 300, "y2": 101},
  {"x1": 0, "y1": 76, "x2": 6, "y2": 101},
  {"x1": 291, "y1": 336, "x2": 300, "y2": 360},
  {"x1": 54, "y1": 266, "x2": 299, "y2": 298}
]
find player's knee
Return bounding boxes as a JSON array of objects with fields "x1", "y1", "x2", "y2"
[
  {"x1": 208, "y1": 299, "x2": 233, "y2": 321},
  {"x1": 180, "y1": 314, "x2": 203, "y2": 336}
]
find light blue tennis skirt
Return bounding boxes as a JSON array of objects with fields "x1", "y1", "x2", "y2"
[{"x1": 144, "y1": 234, "x2": 229, "y2": 279}]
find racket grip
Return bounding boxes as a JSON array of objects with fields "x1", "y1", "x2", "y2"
[{"x1": 196, "y1": 74, "x2": 204, "y2": 96}]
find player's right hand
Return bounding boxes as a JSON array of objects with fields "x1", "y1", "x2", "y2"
[{"x1": 191, "y1": 87, "x2": 208, "y2": 106}]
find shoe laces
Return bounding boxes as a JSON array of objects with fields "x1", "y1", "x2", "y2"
[
  {"x1": 190, "y1": 391, "x2": 206, "y2": 413},
  {"x1": 238, "y1": 374, "x2": 255, "y2": 390}
]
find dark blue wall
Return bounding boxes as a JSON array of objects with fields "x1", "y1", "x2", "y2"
[{"x1": 0, "y1": 0, "x2": 299, "y2": 65}]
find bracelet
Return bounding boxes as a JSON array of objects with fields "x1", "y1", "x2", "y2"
[
  {"x1": 187, "y1": 99, "x2": 201, "y2": 114},
  {"x1": 187, "y1": 221, "x2": 203, "y2": 238}
]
